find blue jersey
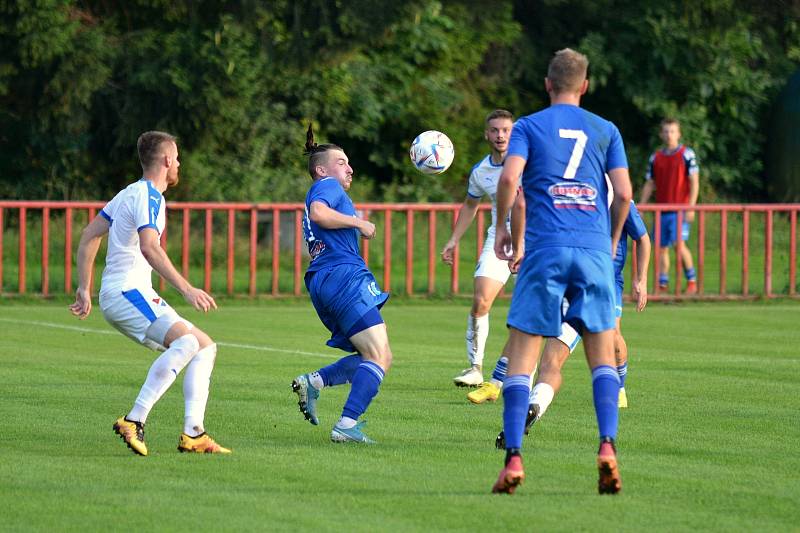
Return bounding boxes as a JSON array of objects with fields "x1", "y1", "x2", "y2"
[
  {"x1": 303, "y1": 177, "x2": 365, "y2": 274},
  {"x1": 613, "y1": 201, "x2": 648, "y2": 282},
  {"x1": 508, "y1": 104, "x2": 628, "y2": 254}
]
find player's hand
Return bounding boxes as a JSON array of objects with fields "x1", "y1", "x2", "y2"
[
  {"x1": 494, "y1": 226, "x2": 513, "y2": 261},
  {"x1": 183, "y1": 287, "x2": 218, "y2": 312},
  {"x1": 69, "y1": 287, "x2": 92, "y2": 320},
  {"x1": 685, "y1": 210, "x2": 696, "y2": 223},
  {"x1": 508, "y1": 249, "x2": 525, "y2": 273},
  {"x1": 632, "y1": 277, "x2": 648, "y2": 312},
  {"x1": 358, "y1": 220, "x2": 376, "y2": 239},
  {"x1": 441, "y1": 241, "x2": 456, "y2": 265}
]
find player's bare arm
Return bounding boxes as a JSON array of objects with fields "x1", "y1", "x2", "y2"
[
  {"x1": 494, "y1": 155, "x2": 525, "y2": 261},
  {"x1": 607, "y1": 167, "x2": 633, "y2": 253},
  {"x1": 686, "y1": 171, "x2": 700, "y2": 223},
  {"x1": 309, "y1": 200, "x2": 376, "y2": 239},
  {"x1": 633, "y1": 233, "x2": 651, "y2": 311},
  {"x1": 69, "y1": 215, "x2": 110, "y2": 320},
  {"x1": 509, "y1": 188, "x2": 525, "y2": 273},
  {"x1": 441, "y1": 196, "x2": 481, "y2": 265},
  {"x1": 139, "y1": 228, "x2": 217, "y2": 312},
  {"x1": 639, "y1": 179, "x2": 654, "y2": 204}
]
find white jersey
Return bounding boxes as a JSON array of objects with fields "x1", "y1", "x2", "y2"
[
  {"x1": 466, "y1": 154, "x2": 510, "y2": 241},
  {"x1": 98, "y1": 179, "x2": 165, "y2": 299}
]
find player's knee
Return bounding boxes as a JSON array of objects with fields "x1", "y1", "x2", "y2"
[
  {"x1": 471, "y1": 297, "x2": 492, "y2": 316},
  {"x1": 191, "y1": 328, "x2": 214, "y2": 350}
]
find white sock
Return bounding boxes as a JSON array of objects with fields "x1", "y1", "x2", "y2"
[
  {"x1": 466, "y1": 313, "x2": 490, "y2": 367},
  {"x1": 128, "y1": 334, "x2": 199, "y2": 423},
  {"x1": 336, "y1": 416, "x2": 358, "y2": 429},
  {"x1": 530, "y1": 382, "x2": 555, "y2": 418},
  {"x1": 309, "y1": 371, "x2": 325, "y2": 390},
  {"x1": 183, "y1": 343, "x2": 217, "y2": 436}
]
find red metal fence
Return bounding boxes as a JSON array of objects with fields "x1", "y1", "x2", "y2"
[{"x1": 0, "y1": 200, "x2": 798, "y2": 300}]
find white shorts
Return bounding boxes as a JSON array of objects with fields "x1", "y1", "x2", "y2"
[
  {"x1": 474, "y1": 238, "x2": 512, "y2": 284},
  {"x1": 99, "y1": 287, "x2": 192, "y2": 351},
  {"x1": 556, "y1": 321, "x2": 581, "y2": 353}
]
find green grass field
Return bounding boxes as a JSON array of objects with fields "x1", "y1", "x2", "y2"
[{"x1": 1, "y1": 299, "x2": 799, "y2": 531}]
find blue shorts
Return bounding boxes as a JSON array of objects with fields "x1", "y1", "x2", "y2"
[
  {"x1": 659, "y1": 212, "x2": 690, "y2": 247},
  {"x1": 305, "y1": 264, "x2": 389, "y2": 352},
  {"x1": 614, "y1": 280, "x2": 623, "y2": 318},
  {"x1": 508, "y1": 247, "x2": 616, "y2": 336}
]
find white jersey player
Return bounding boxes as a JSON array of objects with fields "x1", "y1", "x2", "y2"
[
  {"x1": 441, "y1": 110, "x2": 580, "y2": 404},
  {"x1": 70, "y1": 131, "x2": 230, "y2": 456}
]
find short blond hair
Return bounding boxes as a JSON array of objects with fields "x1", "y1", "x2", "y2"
[{"x1": 547, "y1": 48, "x2": 588, "y2": 94}]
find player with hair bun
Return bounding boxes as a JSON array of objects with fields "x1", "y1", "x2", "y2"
[{"x1": 292, "y1": 124, "x2": 392, "y2": 444}]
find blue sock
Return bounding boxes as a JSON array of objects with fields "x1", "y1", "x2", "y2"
[
  {"x1": 491, "y1": 356, "x2": 508, "y2": 383},
  {"x1": 502, "y1": 374, "x2": 531, "y2": 450},
  {"x1": 592, "y1": 365, "x2": 620, "y2": 440},
  {"x1": 341, "y1": 361, "x2": 385, "y2": 420},
  {"x1": 685, "y1": 267, "x2": 697, "y2": 282},
  {"x1": 616, "y1": 362, "x2": 627, "y2": 388},
  {"x1": 318, "y1": 354, "x2": 362, "y2": 387},
  {"x1": 658, "y1": 273, "x2": 669, "y2": 286}
]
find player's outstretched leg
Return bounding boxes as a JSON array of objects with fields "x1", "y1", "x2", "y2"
[
  {"x1": 597, "y1": 437, "x2": 621, "y2": 494},
  {"x1": 113, "y1": 417, "x2": 148, "y2": 456},
  {"x1": 293, "y1": 354, "x2": 363, "y2": 426},
  {"x1": 292, "y1": 374, "x2": 321, "y2": 425}
]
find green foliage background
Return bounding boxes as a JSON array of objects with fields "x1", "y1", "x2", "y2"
[{"x1": 1, "y1": 0, "x2": 798, "y2": 202}]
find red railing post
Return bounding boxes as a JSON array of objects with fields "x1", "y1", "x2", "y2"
[
  {"x1": 720, "y1": 211, "x2": 728, "y2": 295},
  {"x1": 181, "y1": 208, "x2": 190, "y2": 278},
  {"x1": 406, "y1": 210, "x2": 414, "y2": 295},
  {"x1": 383, "y1": 209, "x2": 392, "y2": 292},
  {"x1": 742, "y1": 209, "x2": 750, "y2": 296},
  {"x1": 790, "y1": 210, "x2": 797, "y2": 296},
  {"x1": 204, "y1": 209, "x2": 212, "y2": 293},
  {"x1": 227, "y1": 209, "x2": 235, "y2": 296},
  {"x1": 249, "y1": 208, "x2": 257, "y2": 297},
  {"x1": 19, "y1": 207, "x2": 26, "y2": 294},
  {"x1": 294, "y1": 209, "x2": 302, "y2": 296},
  {"x1": 697, "y1": 210, "x2": 705, "y2": 294},
  {"x1": 652, "y1": 210, "x2": 661, "y2": 294},
  {"x1": 361, "y1": 209, "x2": 370, "y2": 266},
  {"x1": 272, "y1": 208, "x2": 280, "y2": 296},
  {"x1": 764, "y1": 209, "x2": 773, "y2": 297},
  {"x1": 451, "y1": 208, "x2": 459, "y2": 294},
  {"x1": 65, "y1": 207, "x2": 73, "y2": 294},
  {"x1": 428, "y1": 210, "x2": 436, "y2": 295},
  {"x1": 41, "y1": 207, "x2": 50, "y2": 296},
  {"x1": 88, "y1": 208, "x2": 96, "y2": 294}
]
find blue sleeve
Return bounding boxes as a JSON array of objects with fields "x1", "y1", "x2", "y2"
[
  {"x1": 605, "y1": 123, "x2": 628, "y2": 171},
  {"x1": 624, "y1": 201, "x2": 648, "y2": 240},
  {"x1": 308, "y1": 179, "x2": 344, "y2": 210},
  {"x1": 135, "y1": 182, "x2": 162, "y2": 232},
  {"x1": 507, "y1": 119, "x2": 530, "y2": 161}
]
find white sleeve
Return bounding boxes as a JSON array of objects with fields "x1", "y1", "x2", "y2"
[
  {"x1": 100, "y1": 191, "x2": 123, "y2": 222},
  {"x1": 132, "y1": 184, "x2": 163, "y2": 232},
  {"x1": 466, "y1": 165, "x2": 484, "y2": 199}
]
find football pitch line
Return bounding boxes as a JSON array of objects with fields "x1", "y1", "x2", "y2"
[{"x1": 0, "y1": 317, "x2": 334, "y2": 359}]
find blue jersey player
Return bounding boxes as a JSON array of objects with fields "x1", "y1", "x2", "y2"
[
  {"x1": 490, "y1": 49, "x2": 633, "y2": 495},
  {"x1": 494, "y1": 197, "x2": 651, "y2": 449},
  {"x1": 292, "y1": 125, "x2": 391, "y2": 444}
]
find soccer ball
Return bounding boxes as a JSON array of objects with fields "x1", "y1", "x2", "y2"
[{"x1": 409, "y1": 130, "x2": 455, "y2": 174}]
